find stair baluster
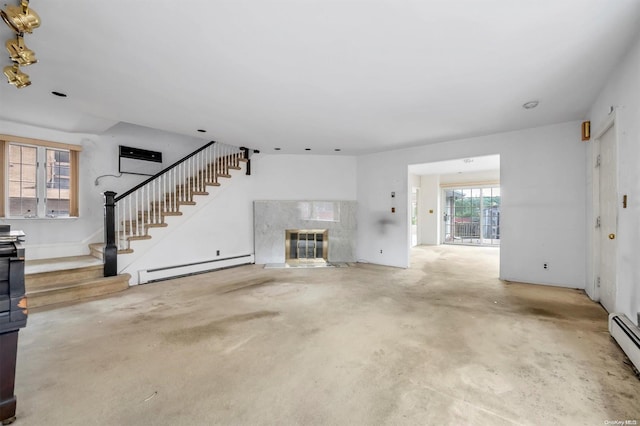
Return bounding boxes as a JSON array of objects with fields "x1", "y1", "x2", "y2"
[{"x1": 103, "y1": 141, "x2": 251, "y2": 277}]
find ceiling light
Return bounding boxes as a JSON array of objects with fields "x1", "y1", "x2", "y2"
[
  {"x1": 463, "y1": 158, "x2": 474, "y2": 163},
  {"x1": 305, "y1": 148, "x2": 311, "y2": 151},
  {"x1": 1, "y1": 0, "x2": 40, "y2": 34},
  {"x1": 274, "y1": 148, "x2": 281, "y2": 151},
  {"x1": 522, "y1": 100, "x2": 539, "y2": 109},
  {"x1": 6, "y1": 35, "x2": 37, "y2": 66},
  {"x1": 197, "y1": 129, "x2": 206, "y2": 133},
  {"x1": 4, "y1": 64, "x2": 30, "y2": 88},
  {"x1": 51, "y1": 91, "x2": 67, "y2": 97}
]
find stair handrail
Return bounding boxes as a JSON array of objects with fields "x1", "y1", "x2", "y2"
[
  {"x1": 115, "y1": 141, "x2": 216, "y2": 202},
  {"x1": 103, "y1": 141, "x2": 252, "y2": 277}
]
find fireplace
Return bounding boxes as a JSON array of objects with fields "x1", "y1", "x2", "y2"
[
  {"x1": 254, "y1": 200, "x2": 356, "y2": 265},
  {"x1": 285, "y1": 229, "x2": 328, "y2": 261}
]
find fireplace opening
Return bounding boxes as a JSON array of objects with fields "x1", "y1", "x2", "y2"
[{"x1": 285, "y1": 229, "x2": 328, "y2": 262}]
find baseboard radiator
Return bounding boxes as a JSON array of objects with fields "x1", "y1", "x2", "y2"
[
  {"x1": 609, "y1": 313, "x2": 640, "y2": 372},
  {"x1": 138, "y1": 254, "x2": 254, "y2": 284}
]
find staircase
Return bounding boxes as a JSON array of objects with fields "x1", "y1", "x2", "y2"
[
  {"x1": 24, "y1": 141, "x2": 252, "y2": 307},
  {"x1": 108, "y1": 142, "x2": 249, "y2": 254},
  {"x1": 25, "y1": 254, "x2": 130, "y2": 309}
]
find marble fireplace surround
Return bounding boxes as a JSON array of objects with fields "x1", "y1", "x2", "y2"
[{"x1": 254, "y1": 200, "x2": 357, "y2": 264}]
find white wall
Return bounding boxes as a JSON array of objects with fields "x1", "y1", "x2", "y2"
[
  {"x1": 0, "y1": 121, "x2": 205, "y2": 259},
  {"x1": 587, "y1": 32, "x2": 640, "y2": 324},
  {"x1": 251, "y1": 154, "x2": 357, "y2": 200},
  {"x1": 357, "y1": 121, "x2": 587, "y2": 288}
]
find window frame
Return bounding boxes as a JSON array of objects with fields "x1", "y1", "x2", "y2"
[{"x1": 0, "y1": 134, "x2": 81, "y2": 218}]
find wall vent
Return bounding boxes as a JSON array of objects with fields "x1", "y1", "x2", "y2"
[{"x1": 119, "y1": 145, "x2": 163, "y2": 176}]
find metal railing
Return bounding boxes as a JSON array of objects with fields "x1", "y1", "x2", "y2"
[{"x1": 103, "y1": 142, "x2": 249, "y2": 276}]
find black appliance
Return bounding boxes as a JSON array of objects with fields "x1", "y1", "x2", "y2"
[{"x1": 0, "y1": 226, "x2": 26, "y2": 425}]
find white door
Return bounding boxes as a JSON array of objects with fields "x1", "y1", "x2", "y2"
[{"x1": 598, "y1": 123, "x2": 617, "y2": 313}]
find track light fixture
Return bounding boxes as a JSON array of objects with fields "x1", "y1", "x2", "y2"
[
  {"x1": 6, "y1": 35, "x2": 37, "y2": 66},
  {"x1": 3, "y1": 64, "x2": 31, "y2": 88},
  {"x1": 1, "y1": 0, "x2": 40, "y2": 34},
  {"x1": 2, "y1": 0, "x2": 40, "y2": 88}
]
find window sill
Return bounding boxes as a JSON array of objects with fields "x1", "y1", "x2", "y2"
[{"x1": 1, "y1": 216, "x2": 79, "y2": 221}]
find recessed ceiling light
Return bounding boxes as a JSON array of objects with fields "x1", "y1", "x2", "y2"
[
  {"x1": 274, "y1": 148, "x2": 281, "y2": 151},
  {"x1": 51, "y1": 91, "x2": 67, "y2": 97},
  {"x1": 197, "y1": 129, "x2": 206, "y2": 133},
  {"x1": 334, "y1": 149, "x2": 341, "y2": 152},
  {"x1": 305, "y1": 148, "x2": 311, "y2": 151},
  {"x1": 463, "y1": 158, "x2": 474, "y2": 163},
  {"x1": 522, "y1": 100, "x2": 539, "y2": 109}
]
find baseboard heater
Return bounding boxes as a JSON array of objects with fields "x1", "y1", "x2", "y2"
[
  {"x1": 609, "y1": 313, "x2": 640, "y2": 372},
  {"x1": 138, "y1": 254, "x2": 254, "y2": 284}
]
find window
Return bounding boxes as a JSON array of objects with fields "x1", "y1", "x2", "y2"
[{"x1": 1, "y1": 135, "x2": 80, "y2": 218}]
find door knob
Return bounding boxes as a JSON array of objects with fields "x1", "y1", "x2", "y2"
[{"x1": 608, "y1": 233, "x2": 616, "y2": 240}]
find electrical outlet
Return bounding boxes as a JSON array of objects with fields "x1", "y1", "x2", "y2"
[
  {"x1": 216, "y1": 250, "x2": 220, "y2": 256},
  {"x1": 543, "y1": 263, "x2": 549, "y2": 270},
  {"x1": 380, "y1": 249, "x2": 383, "y2": 254}
]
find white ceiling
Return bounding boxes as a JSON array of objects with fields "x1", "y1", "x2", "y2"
[{"x1": 1, "y1": 1, "x2": 639, "y2": 154}]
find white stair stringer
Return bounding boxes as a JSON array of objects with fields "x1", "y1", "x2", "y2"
[{"x1": 117, "y1": 166, "x2": 255, "y2": 285}]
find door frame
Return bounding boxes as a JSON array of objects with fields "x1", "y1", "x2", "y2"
[{"x1": 590, "y1": 111, "x2": 619, "y2": 303}]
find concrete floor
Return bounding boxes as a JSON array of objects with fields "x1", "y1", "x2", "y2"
[{"x1": 14, "y1": 245, "x2": 640, "y2": 425}]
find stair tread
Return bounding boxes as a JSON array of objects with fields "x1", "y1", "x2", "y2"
[
  {"x1": 126, "y1": 235, "x2": 153, "y2": 241},
  {"x1": 26, "y1": 274, "x2": 131, "y2": 309},
  {"x1": 25, "y1": 256, "x2": 103, "y2": 275},
  {"x1": 27, "y1": 275, "x2": 128, "y2": 295}
]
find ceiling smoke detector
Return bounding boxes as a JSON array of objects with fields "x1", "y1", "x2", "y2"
[{"x1": 522, "y1": 100, "x2": 539, "y2": 109}]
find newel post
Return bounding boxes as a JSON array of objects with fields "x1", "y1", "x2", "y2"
[
  {"x1": 241, "y1": 147, "x2": 251, "y2": 175},
  {"x1": 103, "y1": 191, "x2": 117, "y2": 277}
]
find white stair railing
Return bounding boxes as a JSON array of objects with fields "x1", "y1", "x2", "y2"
[{"x1": 112, "y1": 142, "x2": 245, "y2": 251}]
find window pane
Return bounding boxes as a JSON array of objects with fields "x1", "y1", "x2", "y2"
[
  {"x1": 8, "y1": 145, "x2": 37, "y2": 216},
  {"x1": 45, "y1": 148, "x2": 71, "y2": 216}
]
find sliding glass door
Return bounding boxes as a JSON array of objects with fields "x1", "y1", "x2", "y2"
[{"x1": 443, "y1": 186, "x2": 500, "y2": 246}]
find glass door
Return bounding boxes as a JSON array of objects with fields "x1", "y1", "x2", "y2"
[{"x1": 443, "y1": 186, "x2": 500, "y2": 246}]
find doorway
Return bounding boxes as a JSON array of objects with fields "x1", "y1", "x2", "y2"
[{"x1": 594, "y1": 121, "x2": 618, "y2": 313}]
